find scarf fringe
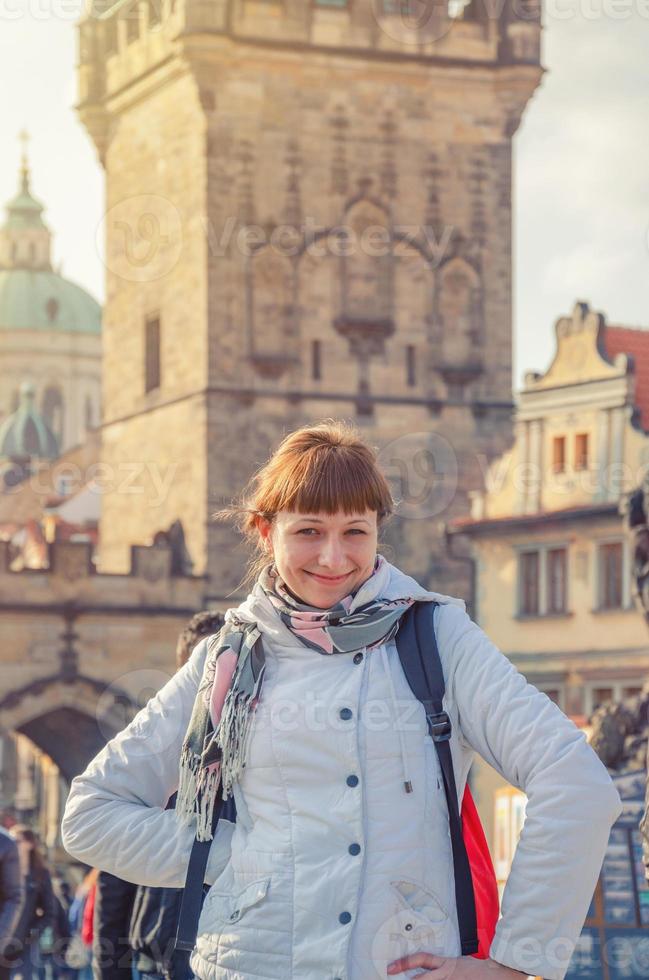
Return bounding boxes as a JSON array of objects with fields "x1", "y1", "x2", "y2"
[
  {"x1": 176, "y1": 743, "x2": 202, "y2": 828},
  {"x1": 218, "y1": 667, "x2": 264, "y2": 799}
]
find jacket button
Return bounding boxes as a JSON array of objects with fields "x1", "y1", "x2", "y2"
[
  {"x1": 353, "y1": 652, "x2": 363, "y2": 664},
  {"x1": 338, "y1": 911, "x2": 352, "y2": 924},
  {"x1": 346, "y1": 775, "x2": 359, "y2": 787},
  {"x1": 339, "y1": 707, "x2": 353, "y2": 720},
  {"x1": 348, "y1": 843, "x2": 361, "y2": 856}
]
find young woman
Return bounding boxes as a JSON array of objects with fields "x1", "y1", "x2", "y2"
[{"x1": 62, "y1": 421, "x2": 621, "y2": 980}]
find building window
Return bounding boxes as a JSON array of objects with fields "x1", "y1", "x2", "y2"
[
  {"x1": 536, "y1": 685, "x2": 565, "y2": 711},
  {"x1": 584, "y1": 680, "x2": 645, "y2": 716},
  {"x1": 546, "y1": 547, "x2": 567, "y2": 614},
  {"x1": 85, "y1": 396, "x2": 94, "y2": 432},
  {"x1": 598, "y1": 541, "x2": 623, "y2": 609},
  {"x1": 406, "y1": 345, "x2": 416, "y2": 387},
  {"x1": 591, "y1": 686, "x2": 614, "y2": 711},
  {"x1": 145, "y1": 315, "x2": 161, "y2": 393},
  {"x1": 518, "y1": 544, "x2": 570, "y2": 617},
  {"x1": 42, "y1": 386, "x2": 64, "y2": 443},
  {"x1": 575, "y1": 432, "x2": 589, "y2": 470},
  {"x1": 312, "y1": 340, "x2": 322, "y2": 381},
  {"x1": 623, "y1": 685, "x2": 643, "y2": 699},
  {"x1": 104, "y1": 17, "x2": 118, "y2": 55},
  {"x1": 147, "y1": 0, "x2": 161, "y2": 26},
  {"x1": 124, "y1": 4, "x2": 140, "y2": 43},
  {"x1": 543, "y1": 689, "x2": 561, "y2": 705},
  {"x1": 519, "y1": 551, "x2": 539, "y2": 616},
  {"x1": 552, "y1": 435, "x2": 566, "y2": 473}
]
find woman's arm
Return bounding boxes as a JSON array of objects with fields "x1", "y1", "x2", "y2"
[
  {"x1": 61, "y1": 638, "x2": 234, "y2": 889},
  {"x1": 436, "y1": 604, "x2": 622, "y2": 980}
]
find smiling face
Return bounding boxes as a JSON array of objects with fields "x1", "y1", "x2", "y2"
[{"x1": 257, "y1": 509, "x2": 379, "y2": 609}]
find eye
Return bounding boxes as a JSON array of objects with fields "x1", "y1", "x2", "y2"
[
  {"x1": 297, "y1": 528, "x2": 318, "y2": 535},
  {"x1": 347, "y1": 529, "x2": 366, "y2": 535}
]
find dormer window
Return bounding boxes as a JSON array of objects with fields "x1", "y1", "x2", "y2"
[{"x1": 46, "y1": 297, "x2": 59, "y2": 323}]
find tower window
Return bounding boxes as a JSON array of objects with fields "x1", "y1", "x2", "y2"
[
  {"x1": 145, "y1": 315, "x2": 161, "y2": 393},
  {"x1": 312, "y1": 340, "x2": 322, "y2": 381},
  {"x1": 406, "y1": 345, "x2": 416, "y2": 387}
]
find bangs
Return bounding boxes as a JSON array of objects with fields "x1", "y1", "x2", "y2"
[{"x1": 262, "y1": 446, "x2": 393, "y2": 520}]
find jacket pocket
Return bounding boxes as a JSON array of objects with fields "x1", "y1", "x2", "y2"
[
  {"x1": 194, "y1": 876, "x2": 272, "y2": 964},
  {"x1": 205, "y1": 876, "x2": 271, "y2": 927},
  {"x1": 371, "y1": 877, "x2": 451, "y2": 975}
]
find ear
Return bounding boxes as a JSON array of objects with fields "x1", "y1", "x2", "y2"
[{"x1": 256, "y1": 515, "x2": 273, "y2": 551}]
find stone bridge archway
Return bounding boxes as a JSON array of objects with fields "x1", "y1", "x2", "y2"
[{"x1": 0, "y1": 675, "x2": 137, "y2": 781}]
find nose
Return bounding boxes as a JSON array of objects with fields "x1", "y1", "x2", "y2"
[{"x1": 316, "y1": 533, "x2": 346, "y2": 570}]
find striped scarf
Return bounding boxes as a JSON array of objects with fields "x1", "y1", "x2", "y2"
[{"x1": 176, "y1": 554, "x2": 415, "y2": 841}]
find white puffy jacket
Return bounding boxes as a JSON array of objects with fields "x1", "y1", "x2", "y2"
[{"x1": 61, "y1": 561, "x2": 621, "y2": 980}]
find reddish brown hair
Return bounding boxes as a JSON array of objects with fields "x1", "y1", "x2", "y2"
[{"x1": 213, "y1": 419, "x2": 394, "y2": 587}]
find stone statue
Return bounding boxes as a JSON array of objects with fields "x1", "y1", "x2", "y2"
[{"x1": 611, "y1": 474, "x2": 649, "y2": 875}]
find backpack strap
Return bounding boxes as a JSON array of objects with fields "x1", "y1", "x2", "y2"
[
  {"x1": 395, "y1": 600, "x2": 479, "y2": 957},
  {"x1": 174, "y1": 794, "x2": 229, "y2": 952}
]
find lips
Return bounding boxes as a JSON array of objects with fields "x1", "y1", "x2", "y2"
[{"x1": 306, "y1": 571, "x2": 352, "y2": 583}]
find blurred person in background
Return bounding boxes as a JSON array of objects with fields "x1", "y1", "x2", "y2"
[
  {"x1": 5, "y1": 827, "x2": 54, "y2": 980},
  {"x1": 0, "y1": 825, "x2": 23, "y2": 980},
  {"x1": 64, "y1": 869, "x2": 97, "y2": 980}
]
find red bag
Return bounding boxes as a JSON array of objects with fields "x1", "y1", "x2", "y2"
[
  {"x1": 462, "y1": 785, "x2": 500, "y2": 959},
  {"x1": 81, "y1": 879, "x2": 96, "y2": 947}
]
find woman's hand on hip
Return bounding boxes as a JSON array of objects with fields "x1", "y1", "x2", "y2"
[{"x1": 387, "y1": 953, "x2": 530, "y2": 979}]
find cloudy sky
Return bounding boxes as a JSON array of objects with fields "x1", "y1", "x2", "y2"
[{"x1": 1, "y1": 6, "x2": 647, "y2": 391}]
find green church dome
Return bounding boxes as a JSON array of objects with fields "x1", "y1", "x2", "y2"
[
  {"x1": 0, "y1": 132, "x2": 102, "y2": 335},
  {"x1": 0, "y1": 268, "x2": 102, "y2": 334},
  {"x1": 0, "y1": 381, "x2": 59, "y2": 460}
]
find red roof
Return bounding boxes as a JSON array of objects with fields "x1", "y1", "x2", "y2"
[{"x1": 605, "y1": 326, "x2": 649, "y2": 431}]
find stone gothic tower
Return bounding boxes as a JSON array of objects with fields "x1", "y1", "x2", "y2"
[{"x1": 77, "y1": 0, "x2": 543, "y2": 601}]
